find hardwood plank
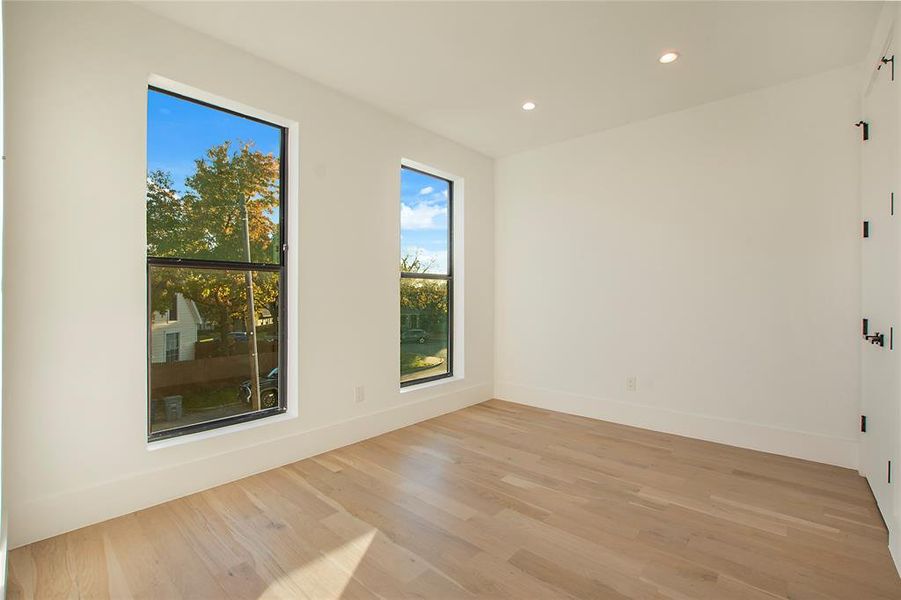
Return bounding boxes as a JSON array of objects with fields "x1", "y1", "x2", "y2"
[{"x1": 8, "y1": 399, "x2": 901, "y2": 599}]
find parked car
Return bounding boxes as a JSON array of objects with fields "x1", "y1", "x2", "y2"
[
  {"x1": 401, "y1": 329, "x2": 430, "y2": 344},
  {"x1": 228, "y1": 331, "x2": 249, "y2": 342},
  {"x1": 237, "y1": 367, "x2": 279, "y2": 408}
]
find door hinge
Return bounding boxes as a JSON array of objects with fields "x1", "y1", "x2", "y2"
[
  {"x1": 879, "y1": 54, "x2": 895, "y2": 81},
  {"x1": 866, "y1": 331, "x2": 885, "y2": 346},
  {"x1": 864, "y1": 220, "x2": 870, "y2": 238},
  {"x1": 861, "y1": 415, "x2": 867, "y2": 432},
  {"x1": 889, "y1": 460, "x2": 892, "y2": 484},
  {"x1": 862, "y1": 319, "x2": 886, "y2": 347},
  {"x1": 856, "y1": 121, "x2": 870, "y2": 141},
  {"x1": 891, "y1": 192, "x2": 894, "y2": 216}
]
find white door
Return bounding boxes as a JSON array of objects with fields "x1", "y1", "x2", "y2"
[{"x1": 861, "y1": 47, "x2": 899, "y2": 530}]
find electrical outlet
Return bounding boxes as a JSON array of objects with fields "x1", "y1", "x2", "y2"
[
  {"x1": 354, "y1": 385, "x2": 365, "y2": 404},
  {"x1": 626, "y1": 376, "x2": 637, "y2": 392}
]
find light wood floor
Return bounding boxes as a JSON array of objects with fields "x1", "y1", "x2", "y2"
[{"x1": 8, "y1": 399, "x2": 901, "y2": 599}]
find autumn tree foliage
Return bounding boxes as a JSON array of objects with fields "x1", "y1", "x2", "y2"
[{"x1": 147, "y1": 141, "x2": 281, "y2": 355}]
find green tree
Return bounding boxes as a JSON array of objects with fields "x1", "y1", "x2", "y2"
[
  {"x1": 147, "y1": 170, "x2": 193, "y2": 258},
  {"x1": 148, "y1": 141, "x2": 280, "y2": 355},
  {"x1": 400, "y1": 250, "x2": 448, "y2": 335},
  {"x1": 183, "y1": 141, "x2": 280, "y2": 263}
]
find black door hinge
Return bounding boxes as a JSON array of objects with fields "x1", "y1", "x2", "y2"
[
  {"x1": 861, "y1": 415, "x2": 867, "y2": 432},
  {"x1": 863, "y1": 318, "x2": 869, "y2": 335},
  {"x1": 856, "y1": 121, "x2": 870, "y2": 141},
  {"x1": 879, "y1": 54, "x2": 895, "y2": 81},
  {"x1": 864, "y1": 220, "x2": 870, "y2": 238},
  {"x1": 889, "y1": 460, "x2": 892, "y2": 483},
  {"x1": 866, "y1": 332, "x2": 885, "y2": 346}
]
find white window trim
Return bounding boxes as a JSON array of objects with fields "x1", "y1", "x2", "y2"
[{"x1": 146, "y1": 75, "x2": 301, "y2": 448}]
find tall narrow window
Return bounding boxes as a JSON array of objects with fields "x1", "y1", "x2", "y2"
[
  {"x1": 146, "y1": 86, "x2": 287, "y2": 440},
  {"x1": 400, "y1": 165, "x2": 452, "y2": 386}
]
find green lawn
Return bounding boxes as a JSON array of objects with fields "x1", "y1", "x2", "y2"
[
  {"x1": 182, "y1": 386, "x2": 240, "y2": 411},
  {"x1": 401, "y1": 343, "x2": 448, "y2": 376}
]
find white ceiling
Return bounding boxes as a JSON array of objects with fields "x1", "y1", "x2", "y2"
[{"x1": 140, "y1": 1, "x2": 882, "y2": 157}]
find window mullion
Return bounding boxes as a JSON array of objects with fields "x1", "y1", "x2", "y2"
[
  {"x1": 400, "y1": 272, "x2": 451, "y2": 281},
  {"x1": 148, "y1": 257, "x2": 282, "y2": 272}
]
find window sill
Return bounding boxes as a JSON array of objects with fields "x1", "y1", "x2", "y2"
[
  {"x1": 146, "y1": 409, "x2": 297, "y2": 451},
  {"x1": 400, "y1": 374, "x2": 463, "y2": 394}
]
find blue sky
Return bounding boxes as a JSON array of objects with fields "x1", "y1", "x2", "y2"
[
  {"x1": 147, "y1": 89, "x2": 281, "y2": 195},
  {"x1": 401, "y1": 168, "x2": 450, "y2": 274}
]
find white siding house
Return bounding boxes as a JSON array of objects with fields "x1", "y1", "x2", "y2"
[{"x1": 149, "y1": 293, "x2": 203, "y2": 363}]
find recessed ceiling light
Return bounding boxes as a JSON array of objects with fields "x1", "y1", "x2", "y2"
[
  {"x1": 522, "y1": 101, "x2": 536, "y2": 111},
  {"x1": 658, "y1": 52, "x2": 679, "y2": 64}
]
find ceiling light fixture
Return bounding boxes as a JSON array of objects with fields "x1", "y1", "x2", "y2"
[
  {"x1": 658, "y1": 52, "x2": 679, "y2": 64},
  {"x1": 522, "y1": 101, "x2": 536, "y2": 111}
]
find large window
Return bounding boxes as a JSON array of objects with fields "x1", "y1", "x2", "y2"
[
  {"x1": 400, "y1": 165, "x2": 453, "y2": 386},
  {"x1": 146, "y1": 86, "x2": 287, "y2": 440}
]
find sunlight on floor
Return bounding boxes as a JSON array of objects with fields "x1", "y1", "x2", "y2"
[{"x1": 258, "y1": 528, "x2": 377, "y2": 599}]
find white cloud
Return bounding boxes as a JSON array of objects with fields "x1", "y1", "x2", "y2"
[
  {"x1": 401, "y1": 201, "x2": 447, "y2": 230},
  {"x1": 418, "y1": 186, "x2": 434, "y2": 195}
]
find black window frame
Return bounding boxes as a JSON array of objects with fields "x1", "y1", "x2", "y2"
[
  {"x1": 146, "y1": 85, "x2": 289, "y2": 442},
  {"x1": 400, "y1": 164, "x2": 454, "y2": 387}
]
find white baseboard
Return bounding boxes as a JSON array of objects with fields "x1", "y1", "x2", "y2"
[
  {"x1": 891, "y1": 530, "x2": 901, "y2": 578},
  {"x1": 496, "y1": 382, "x2": 858, "y2": 469},
  {"x1": 10, "y1": 383, "x2": 491, "y2": 548},
  {"x1": 889, "y1": 514, "x2": 901, "y2": 579}
]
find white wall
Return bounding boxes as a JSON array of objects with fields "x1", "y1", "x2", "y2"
[
  {"x1": 3, "y1": 1, "x2": 494, "y2": 547},
  {"x1": 495, "y1": 66, "x2": 862, "y2": 468},
  {"x1": 0, "y1": 0, "x2": 6, "y2": 591}
]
